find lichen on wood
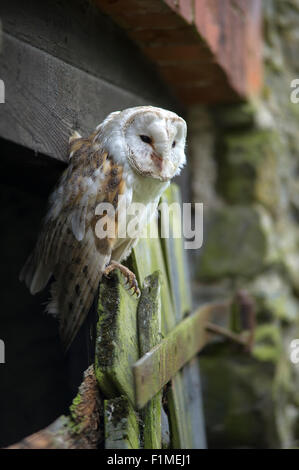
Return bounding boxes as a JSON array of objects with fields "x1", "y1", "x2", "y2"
[
  {"x1": 95, "y1": 270, "x2": 139, "y2": 404},
  {"x1": 8, "y1": 365, "x2": 102, "y2": 449},
  {"x1": 131, "y1": 215, "x2": 191, "y2": 447},
  {"x1": 137, "y1": 271, "x2": 163, "y2": 449},
  {"x1": 104, "y1": 396, "x2": 140, "y2": 449}
]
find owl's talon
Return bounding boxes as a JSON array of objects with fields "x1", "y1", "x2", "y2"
[
  {"x1": 103, "y1": 261, "x2": 140, "y2": 298},
  {"x1": 134, "y1": 286, "x2": 141, "y2": 298},
  {"x1": 130, "y1": 279, "x2": 140, "y2": 298}
]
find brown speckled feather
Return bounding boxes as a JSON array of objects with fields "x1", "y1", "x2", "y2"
[{"x1": 20, "y1": 133, "x2": 126, "y2": 350}]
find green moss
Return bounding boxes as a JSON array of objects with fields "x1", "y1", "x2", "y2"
[
  {"x1": 197, "y1": 205, "x2": 277, "y2": 281},
  {"x1": 213, "y1": 102, "x2": 256, "y2": 129},
  {"x1": 67, "y1": 419, "x2": 82, "y2": 435},
  {"x1": 95, "y1": 272, "x2": 120, "y2": 368},
  {"x1": 217, "y1": 130, "x2": 281, "y2": 213},
  {"x1": 199, "y1": 343, "x2": 279, "y2": 448},
  {"x1": 253, "y1": 345, "x2": 281, "y2": 362},
  {"x1": 255, "y1": 323, "x2": 281, "y2": 343},
  {"x1": 69, "y1": 393, "x2": 81, "y2": 423},
  {"x1": 105, "y1": 397, "x2": 140, "y2": 449},
  {"x1": 252, "y1": 324, "x2": 282, "y2": 363},
  {"x1": 95, "y1": 269, "x2": 139, "y2": 403}
]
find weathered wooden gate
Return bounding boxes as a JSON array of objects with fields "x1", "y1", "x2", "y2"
[
  {"x1": 10, "y1": 184, "x2": 208, "y2": 449},
  {"x1": 0, "y1": 0, "x2": 258, "y2": 449},
  {"x1": 8, "y1": 183, "x2": 254, "y2": 450},
  {"x1": 95, "y1": 184, "x2": 206, "y2": 449},
  {"x1": 74, "y1": 183, "x2": 208, "y2": 449}
]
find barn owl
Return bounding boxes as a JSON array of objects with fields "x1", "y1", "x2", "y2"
[{"x1": 20, "y1": 106, "x2": 187, "y2": 350}]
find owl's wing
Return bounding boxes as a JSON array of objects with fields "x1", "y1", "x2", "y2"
[{"x1": 20, "y1": 134, "x2": 127, "y2": 350}]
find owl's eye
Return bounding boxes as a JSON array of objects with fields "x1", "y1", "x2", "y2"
[
  {"x1": 140, "y1": 135, "x2": 152, "y2": 144},
  {"x1": 172, "y1": 141, "x2": 176, "y2": 148}
]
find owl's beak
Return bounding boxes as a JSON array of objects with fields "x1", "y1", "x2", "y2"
[{"x1": 150, "y1": 151, "x2": 163, "y2": 171}]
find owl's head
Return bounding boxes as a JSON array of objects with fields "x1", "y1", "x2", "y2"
[{"x1": 99, "y1": 106, "x2": 187, "y2": 182}]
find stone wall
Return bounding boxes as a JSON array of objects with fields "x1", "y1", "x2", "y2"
[{"x1": 189, "y1": 0, "x2": 299, "y2": 449}]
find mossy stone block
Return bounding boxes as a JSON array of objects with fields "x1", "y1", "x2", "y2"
[
  {"x1": 197, "y1": 205, "x2": 278, "y2": 281},
  {"x1": 217, "y1": 130, "x2": 281, "y2": 213},
  {"x1": 199, "y1": 343, "x2": 280, "y2": 449}
]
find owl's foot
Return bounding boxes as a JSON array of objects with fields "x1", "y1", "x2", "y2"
[{"x1": 104, "y1": 261, "x2": 140, "y2": 298}]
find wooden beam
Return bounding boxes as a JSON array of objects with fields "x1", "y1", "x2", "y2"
[
  {"x1": 1, "y1": 0, "x2": 174, "y2": 108},
  {"x1": 104, "y1": 397, "x2": 140, "y2": 449},
  {"x1": 7, "y1": 366, "x2": 102, "y2": 449},
  {"x1": 137, "y1": 271, "x2": 163, "y2": 449},
  {"x1": 131, "y1": 218, "x2": 193, "y2": 447},
  {"x1": 0, "y1": 0, "x2": 179, "y2": 159},
  {"x1": 0, "y1": 34, "x2": 148, "y2": 161},
  {"x1": 95, "y1": 270, "x2": 139, "y2": 404},
  {"x1": 0, "y1": 18, "x2": 2, "y2": 53}
]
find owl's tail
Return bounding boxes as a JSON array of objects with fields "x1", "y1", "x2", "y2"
[
  {"x1": 20, "y1": 252, "x2": 94, "y2": 350},
  {"x1": 19, "y1": 251, "x2": 52, "y2": 295},
  {"x1": 45, "y1": 280, "x2": 59, "y2": 317},
  {"x1": 55, "y1": 268, "x2": 103, "y2": 351},
  {"x1": 19, "y1": 252, "x2": 35, "y2": 287}
]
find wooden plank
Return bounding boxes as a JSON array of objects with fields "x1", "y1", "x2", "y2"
[
  {"x1": 104, "y1": 396, "x2": 140, "y2": 449},
  {"x1": 160, "y1": 184, "x2": 208, "y2": 448},
  {"x1": 137, "y1": 271, "x2": 162, "y2": 449},
  {"x1": 95, "y1": 270, "x2": 139, "y2": 405},
  {"x1": 133, "y1": 302, "x2": 228, "y2": 409},
  {"x1": 131, "y1": 219, "x2": 174, "y2": 335},
  {"x1": 160, "y1": 184, "x2": 206, "y2": 448},
  {"x1": 160, "y1": 184, "x2": 192, "y2": 319},
  {"x1": 1, "y1": 0, "x2": 175, "y2": 110},
  {"x1": 161, "y1": 407, "x2": 170, "y2": 448},
  {"x1": 7, "y1": 417, "x2": 75, "y2": 449},
  {"x1": 7, "y1": 365, "x2": 102, "y2": 449},
  {"x1": 181, "y1": 357, "x2": 207, "y2": 449},
  {"x1": 159, "y1": 184, "x2": 194, "y2": 448},
  {"x1": 167, "y1": 373, "x2": 189, "y2": 448},
  {"x1": 131, "y1": 220, "x2": 190, "y2": 447},
  {"x1": 0, "y1": 34, "x2": 147, "y2": 160},
  {"x1": 160, "y1": 185, "x2": 192, "y2": 448},
  {"x1": 132, "y1": 212, "x2": 193, "y2": 448},
  {"x1": 0, "y1": 18, "x2": 2, "y2": 53}
]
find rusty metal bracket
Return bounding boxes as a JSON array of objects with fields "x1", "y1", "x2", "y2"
[
  {"x1": 204, "y1": 322, "x2": 249, "y2": 346},
  {"x1": 205, "y1": 290, "x2": 256, "y2": 351}
]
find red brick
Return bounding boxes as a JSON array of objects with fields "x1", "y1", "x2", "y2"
[
  {"x1": 244, "y1": 0, "x2": 263, "y2": 95},
  {"x1": 175, "y1": 83, "x2": 239, "y2": 105},
  {"x1": 95, "y1": 0, "x2": 168, "y2": 16},
  {"x1": 95, "y1": 0, "x2": 263, "y2": 104},
  {"x1": 163, "y1": 0, "x2": 193, "y2": 23},
  {"x1": 178, "y1": 0, "x2": 194, "y2": 24},
  {"x1": 194, "y1": 1, "x2": 219, "y2": 56},
  {"x1": 143, "y1": 44, "x2": 212, "y2": 64},
  {"x1": 163, "y1": 0, "x2": 179, "y2": 12},
  {"x1": 194, "y1": 0, "x2": 262, "y2": 97},
  {"x1": 159, "y1": 63, "x2": 222, "y2": 84},
  {"x1": 115, "y1": 11, "x2": 186, "y2": 31},
  {"x1": 128, "y1": 27, "x2": 199, "y2": 46}
]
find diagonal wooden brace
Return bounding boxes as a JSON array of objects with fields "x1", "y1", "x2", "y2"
[{"x1": 133, "y1": 293, "x2": 255, "y2": 409}]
